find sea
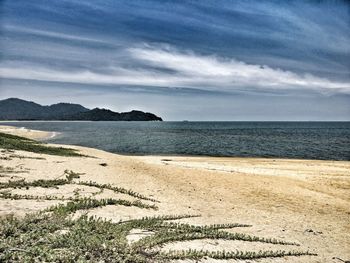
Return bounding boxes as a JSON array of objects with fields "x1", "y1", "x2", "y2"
[{"x1": 2, "y1": 121, "x2": 350, "y2": 161}]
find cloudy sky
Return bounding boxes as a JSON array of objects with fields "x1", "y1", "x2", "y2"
[{"x1": 0, "y1": 0, "x2": 349, "y2": 120}]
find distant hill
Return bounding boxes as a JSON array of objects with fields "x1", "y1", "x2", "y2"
[
  {"x1": 0, "y1": 98, "x2": 162, "y2": 121},
  {"x1": 0, "y1": 98, "x2": 89, "y2": 120}
]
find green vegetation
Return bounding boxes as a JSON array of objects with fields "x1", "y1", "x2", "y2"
[
  {"x1": 47, "y1": 198, "x2": 157, "y2": 214},
  {"x1": 0, "y1": 98, "x2": 163, "y2": 121},
  {"x1": 0, "y1": 175, "x2": 158, "y2": 210},
  {"x1": 0, "y1": 176, "x2": 316, "y2": 262},
  {"x1": 0, "y1": 176, "x2": 157, "y2": 203},
  {"x1": 8, "y1": 154, "x2": 46, "y2": 160},
  {"x1": 77, "y1": 181, "x2": 159, "y2": 202},
  {"x1": 64, "y1": 170, "x2": 84, "y2": 182},
  {"x1": 0, "y1": 192, "x2": 67, "y2": 201},
  {"x1": 160, "y1": 249, "x2": 316, "y2": 260},
  {"x1": 0, "y1": 209, "x2": 316, "y2": 262},
  {"x1": 0, "y1": 178, "x2": 69, "y2": 190},
  {"x1": 0, "y1": 132, "x2": 82, "y2": 157}
]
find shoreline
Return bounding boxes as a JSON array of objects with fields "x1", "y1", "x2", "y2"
[
  {"x1": 0, "y1": 125, "x2": 349, "y2": 262},
  {"x1": 0, "y1": 125, "x2": 58, "y2": 140}
]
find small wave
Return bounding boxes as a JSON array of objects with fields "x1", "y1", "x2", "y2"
[{"x1": 49, "y1": 132, "x2": 58, "y2": 138}]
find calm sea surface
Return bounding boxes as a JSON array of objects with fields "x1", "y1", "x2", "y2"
[{"x1": 2, "y1": 121, "x2": 350, "y2": 161}]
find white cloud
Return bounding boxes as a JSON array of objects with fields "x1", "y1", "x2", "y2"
[
  {"x1": 128, "y1": 47, "x2": 350, "y2": 93},
  {"x1": 3, "y1": 25, "x2": 107, "y2": 44},
  {"x1": 1, "y1": 45, "x2": 349, "y2": 94}
]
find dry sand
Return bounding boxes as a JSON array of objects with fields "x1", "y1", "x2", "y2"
[{"x1": 0, "y1": 125, "x2": 349, "y2": 262}]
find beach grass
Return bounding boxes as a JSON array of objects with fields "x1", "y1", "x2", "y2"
[
  {"x1": 0, "y1": 132, "x2": 82, "y2": 157},
  {"x1": 0, "y1": 175, "x2": 158, "y2": 203},
  {"x1": 0, "y1": 208, "x2": 316, "y2": 263},
  {"x1": 77, "y1": 181, "x2": 159, "y2": 202},
  {"x1": 0, "y1": 175, "x2": 316, "y2": 262}
]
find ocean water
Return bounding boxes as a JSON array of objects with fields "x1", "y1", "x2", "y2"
[{"x1": 2, "y1": 121, "x2": 350, "y2": 161}]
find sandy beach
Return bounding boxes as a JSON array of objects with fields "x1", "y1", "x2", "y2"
[
  {"x1": 0, "y1": 125, "x2": 349, "y2": 262},
  {"x1": 0, "y1": 125, "x2": 57, "y2": 140}
]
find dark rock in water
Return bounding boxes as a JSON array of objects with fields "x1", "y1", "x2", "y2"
[{"x1": 0, "y1": 98, "x2": 162, "y2": 121}]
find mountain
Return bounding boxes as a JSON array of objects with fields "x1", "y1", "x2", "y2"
[
  {"x1": 46, "y1": 103, "x2": 89, "y2": 117},
  {"x1": 0, "y1": 98, "x2": 162, "y2": 121},
  {"x1": 0, "y1": 98, "x2": 89, "y2": 120},
  {"x1": 62, "y1": 108, "x2": 163, "y2": 121}
]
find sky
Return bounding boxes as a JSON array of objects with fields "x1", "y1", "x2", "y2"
[{"x1": 0, "y1": 0, "x2": 349, "y2": 120}]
